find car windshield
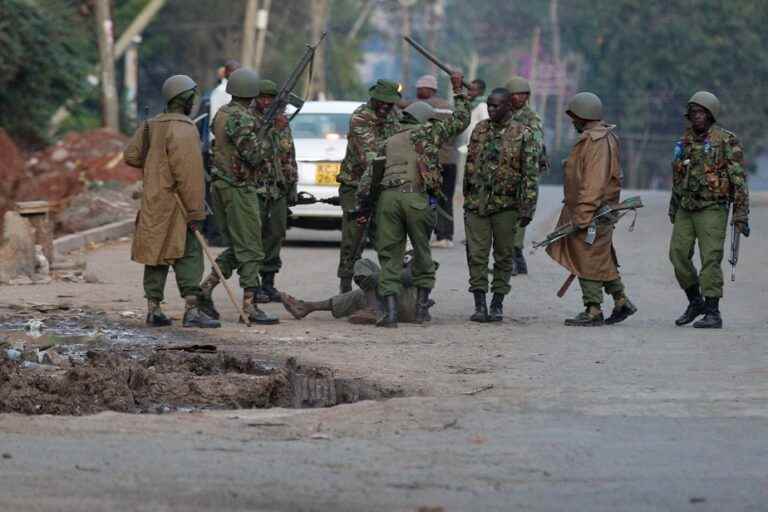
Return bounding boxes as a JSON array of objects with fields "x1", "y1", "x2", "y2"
[{"x1": 290, "y1": 113, "x2": 351, "y2": 139}]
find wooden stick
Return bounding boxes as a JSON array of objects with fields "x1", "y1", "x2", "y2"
[
  {"x1": 173, "y1": 194, "x2": 251, "y2": 326},
  {"x1": 557, "y1": 273, "x2": 576, "y2": 298}
]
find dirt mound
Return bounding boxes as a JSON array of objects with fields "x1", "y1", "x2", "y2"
[{"x1": 0, "y1": 351, "x2": 292, "y2": 415}]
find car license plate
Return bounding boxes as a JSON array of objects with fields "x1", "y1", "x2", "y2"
[{"x1": 315, "y1": 163, "x2": 340, "y2": 185}]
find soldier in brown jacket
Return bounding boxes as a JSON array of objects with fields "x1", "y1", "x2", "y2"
[
  {"x1": 124, "y1": 75, "x2": 220, "y2": 329},
  {"x1": 546, "y1": 92, "x2": 637, "y2": 326}
]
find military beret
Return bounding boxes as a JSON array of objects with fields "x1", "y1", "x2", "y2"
[
  {"x1": 258, "y1": 79, "x2": 279, "y2": 97},
  {"x1": 369, "y1": 79, "x2": 402, "y2": 104}
]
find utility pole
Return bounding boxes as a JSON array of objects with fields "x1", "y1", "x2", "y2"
[
  {"x1": 95, "y1": 0, "x2": 119, "y2": 132},
  {"x1": 529, "y1": 26, "x2": 541, "y2": 112},
  {"x1": 399, "y1": 0, "x2": 417, "y2": 89},
  {"x1": 309, "y1": 0, "x2": 329, "y2": 100},
  {"x1": 124, "y1": 36, "x2": 141, "y2": 132},
  {"x1": 550, "y1": 0, "x2": 565, "y2": 150},
  {"x1": 426, "y1": 0, "x2": 444, "y2": 78},
  {"x1": 253, "y1": 0, "x2": 271, "y2": 75},
  {"x1": 242, "y1": 0, "x2": 259, "y2": 68}
]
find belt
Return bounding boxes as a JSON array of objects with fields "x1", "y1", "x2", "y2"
[{"x1": 384, "y1": 182, "x2": 424, "y2": 193}]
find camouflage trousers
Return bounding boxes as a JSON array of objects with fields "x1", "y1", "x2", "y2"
[
  {"x1": 337, "y1": 184, "x2": 359, "y2": 278},
  {"x1": 669, "y1": 205, "x2": 728, "y2": 298},
  {"x1": 143, "y1": 228, "x2": 203, "y2": 301},
  {"x1": 211, "y1": 180, "x2": 264, "y2": 289}
]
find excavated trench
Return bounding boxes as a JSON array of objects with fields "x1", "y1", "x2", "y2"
[{"x1": 0, "y1": 305, "x2": 401, "y2": 416}]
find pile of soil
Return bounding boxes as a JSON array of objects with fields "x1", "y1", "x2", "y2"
[{"x1": 0, "y1": 351, "x2": 292, "y2": 415}]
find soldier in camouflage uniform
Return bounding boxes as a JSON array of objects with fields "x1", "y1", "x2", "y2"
[
  {"x1": 249, "y1": 79, "x2": 298, "y2": 304},
  {"x1": 463, "y1": 87, "x2": 540, "y2": 322},
  {"x1": 506, "y1": 76, "x2": 550, "y2": 275},
  {"x1": 356, "y1": 71, "x2": 469, "y2": 328},
  {"x1": 669, "y1": 91, "x2": 750, "y2": 329},
  {"x1": 336, "y1": 80, "x2": 402, "y2": 293},
  {"x1": 199, "y1": 68, "x2": 279, "y2": 325}
]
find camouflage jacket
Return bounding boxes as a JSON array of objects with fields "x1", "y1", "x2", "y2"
[
  {"x1": 356, "y1": 95, "x2": 471, "y2": 201},
  {"x1": 252, "y1": 110, "x2": 298, "y2": 198},
  {"x1": 463, "y1": 114, "x2": 540, "y2": 218},
  {"x1": 669, "y1": 125, "x2": 749, "y2": 222},
  {"x1": 511, "y1": 105, "x2": 550, "y2": 176},
  {"x1": 212, "y1": 101, "x2": 275, "y2": 188},
  {"x1": 337, "y1": 101, "x2": 401, "y2": 188}
]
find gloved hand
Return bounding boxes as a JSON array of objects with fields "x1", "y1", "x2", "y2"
[
  {"x1": 188, "y1": 220, "x2": 204, "y2": 232},
  {"x1": 519, "y1": 216, "x2": 532, "y2": 228}
]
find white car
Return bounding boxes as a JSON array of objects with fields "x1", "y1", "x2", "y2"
[{"x1": 288, "y1": 100, "x2": 362, "y2": 230}]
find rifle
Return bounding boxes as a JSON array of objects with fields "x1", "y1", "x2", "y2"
[
  {"x1": 258, "y1": 32, "x2": 327, "y2": 136},
  {"x1": 404, "y1": 36, "x2": 470, "y2": 89},
  {"x1": 533, "y1": 195, "x2": 644, "y2": 250},
  {"x1": 728, "y1": 206, "x2": 750, "y2": 282},
  {"x1": 349, "y1": 157, "x2": 387, "y2": 264}
]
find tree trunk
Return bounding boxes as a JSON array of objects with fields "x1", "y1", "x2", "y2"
[{"x1": 95, "y1": 0, "x2": 119, "y2": 132}]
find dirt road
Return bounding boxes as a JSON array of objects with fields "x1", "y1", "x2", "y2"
[{"x1": 1, "y1": 187, "x2": 767, "y2": 511}]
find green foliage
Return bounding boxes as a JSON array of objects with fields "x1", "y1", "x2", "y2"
[{"x1": 0, "y1": 0, "x2": 92, "y2": 146}]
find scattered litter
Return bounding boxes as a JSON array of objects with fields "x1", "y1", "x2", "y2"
[
  {"x1": 157, "y1": 344, "x2": 217, "y2": 354},
  {"x1": 4, "y1": 348, "x2": 21, "y2": 361},
  {"x1": 74, "y1": 465, "x2": 100, "y2": 473},
  {"x1": 119, "y1": 311, "x2": 137, "y2": 318},
  {"x1": 1, "y1": 453, "x2": 11, "y2": 460},
  {"x1": 462, "y1": 384, "x2": 494, "y2": 396},
  {"x1": 689, "y1": 497, "x2": 707, "y2": 504},
  {"x1": 245, "y1": 422, "x2": 288, "y2": 427},
  {"x1": 309, "y1": 433, "x2": 332, "y2": 441}
]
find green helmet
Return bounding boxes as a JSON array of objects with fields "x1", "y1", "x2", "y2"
[
  {"x1": 369, "y1": 79, "x2": 402, "y2": 104},
  {"x1": 566, "y1": 92, "x2": 603, "y2": 121},
  {"x1": 505, "y1": 76, "x2": 531, "y2": 94},
  {"x1": 404, "y1": 101, "x2": 437, "y2": 124},
  {"x1": 161, "y1": 75, "x2": 197, "y2": 102},
  {"x1": 688, "y1": 91, "x2": 720, "y2": 119},
  {"x1": 258, "y1": 79, "x2": 278, "y2": 97},
  {"x1": 226, "y1": 68, "x2": 260, "y2": 98}
]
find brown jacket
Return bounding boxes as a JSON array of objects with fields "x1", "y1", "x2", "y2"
[
  {"x1": 546, "y1": 122, "x2": 622, "y2": 281},
  {"x1": 124, "y1": 113, "x2": 206, "y2": 266}
]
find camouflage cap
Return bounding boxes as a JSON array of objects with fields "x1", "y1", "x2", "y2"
[
  {"x1": 688, "y1": 91, "x2": 720, "y2": 119},
  {"x1": 258, "y1": 79, "x2": 279, "y2": 97},
  {"x1": 369, "y1": 79, "x2": 402, "y2": 104},
  {"x1": 505, "y1": 76, "x2": 531, "y2": 94}
]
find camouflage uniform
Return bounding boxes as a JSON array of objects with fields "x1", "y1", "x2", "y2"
[
  {"x1": 251, "y1": 109, "x2": 297, "y2": 279},
  {"x1": 358, "y1": 95, "x2": 470, "y2": 299},
  {"x1": 511, "y1": 105, "x2": 549, "y2": 251},
  {"x1": 337, "y1": 102, "x2": 400, "y2": 280},
  {"x1": 669, "y1": 125, "x2": 749, "y2": 299},
  {"x1": 463, "y1": 114, "x2": 540, "y2": 296},
  {"x1": 210, "y1": 101, "x2": 275, "y2": 289}
]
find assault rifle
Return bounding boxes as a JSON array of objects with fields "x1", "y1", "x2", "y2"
[
  {"x1": 349, "y1": 157, "x2": 387, "y2": 264},
  {"x1": 533, "y1": 196, "x2": 644, "y2": 250},
  {"x1": 294, "y1": 191, "x2": 340, "y2": 206},
  {"x1": 728, "y1": 205, "x2": 751, "y2": 282},
  {"x1": 258, "y1": 32, "x2": 327, "y2": 137}
]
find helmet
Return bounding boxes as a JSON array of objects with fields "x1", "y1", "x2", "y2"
[
  {"x1": 404, "y1": 101, "x2": 437, "y2": 124},
  {"x1": 226, "y1": 68, "x2": 261, "y2": 98},
  {"x1": 258, "y1": 79, "x2": 279, "y2": 97},
  {"x1": 566, "y1": 92, "x2": 603, "y2": 121},
  {"x1": 688, "y1": 91, "x2": 720, "y2": 119},
  {"x1": 161, "y1": 75, "x2": 197, "y2": 102},
  {"x1": 505, "y1": 76, "x2": 531, "y2": 94},
  {"x1": 369, "y1": 79, "x2": 402, "y2": 103}
]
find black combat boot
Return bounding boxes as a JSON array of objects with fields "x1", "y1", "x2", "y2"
[
  {"x1": 198, "y1": 271, "x2": 221, "y2": 320},
  {"x1": 513, "y1": 247, "x2": 528, "y2": 275},
  {"x1": 339, "y1": 277, "x2": 353, "y2": 294},
  {"x1": 470, "y1": 291, "x2": 489, "y2": 323},
  {"x1": 693, "y1": 297, "x2": 722, "y2": 329},
  {"x1": 489, "y1": 293, "x2": 505, "y2": 322},
  {"x1": 260, "y1": 272, "x2": 282, "y2": 303},
  {"x1": 414, "y1": 287, "x2": 432, "y2": 324},
  {"x1": 242, "y1": 288, "x2": 280, "y2": 325},
  {"x1": 376, "y1": 295, "x2": 398, "y2": 328},
  {"x1": 146, "y1": 299, "x2": 172, "y2": 327},
  {"x1": 675, "y1": 285, "x2": 705, "y2": 326},
  {"x1": 182, "y1": 296, "x2": 221, "y2": 328},
  {"x1": 564, "y1": 305, "x2": 605, "y2": 327},
  {"x1": 605, "y1": 296, "x2": 638, "y2": 325}
]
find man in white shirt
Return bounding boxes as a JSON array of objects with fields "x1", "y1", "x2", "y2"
[{"x1": 209, "y1": 60, "x2": 241, "y2": 131}]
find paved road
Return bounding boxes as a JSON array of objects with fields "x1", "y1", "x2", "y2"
[{"x1": 1, "y1": 186, "x2": 767, "y2": 512}]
